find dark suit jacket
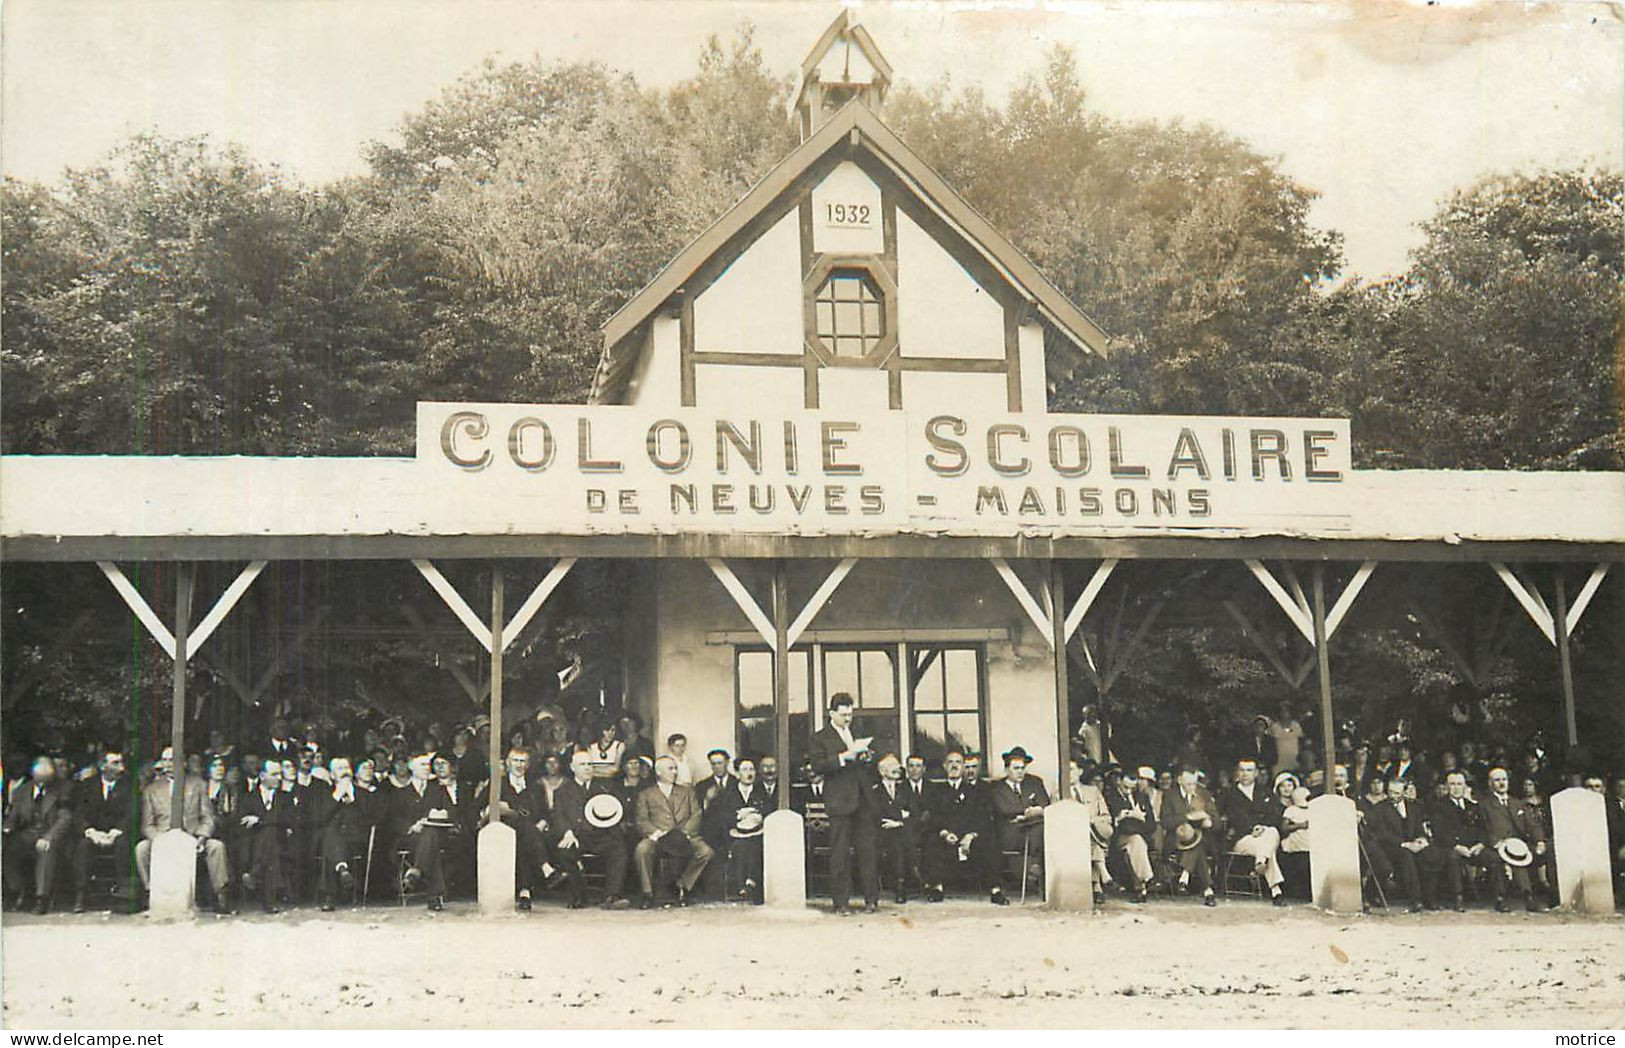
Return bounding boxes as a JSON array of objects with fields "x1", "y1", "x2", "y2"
[
  {"x1": 808, "y1": 726, "x2": 872, "y2": 817},
  {"x1": 867, "y1": 780, "x2": 919, "y2": 833},
  {"x1": 1428, "y1": 797, "x2": 1483, "y2": 850},
  {"x1": 899, "y1": 779, "x2": 931, "y2": 828},
  {"x1": 75, "y1": 776, "x2": 136, "y2": 836},
  {"x1": 988, "y1": 777, "x2": 1050, "y2": 825},
  {"x1": 550, "y1": 777, "x2": 621, "y2": 838},
  {"x1": 706, "y1": 783, "x2": 772, "y2": 841},
  {"x1": 694, "y1": 774, "x2": 738, "y2": 813},
  {"x1": 5, "y1": 781, "x2": 72, "y2": 844},
  {"x1": 1159, "y1": 783, "x2": 1216, "y2": 846},
  {"x1": 1606, "y1": 796, "x2": 1625, "y2": 859},
  {"x1": 480, "y1": 775, "x2": 549, "y2": 830},
  {"x1": 239, "y1": 785, "x2": 296, "y2": 838},
  {"x1": 925, "y1": 779, "x2": 985, "y2": 840},
  {"x1": 1368, "y1": 798, "x2": 1427, "y2": 848},
  {"x1": 1107, "y1": 784, "x2": 1154, "y2": 841},
  {"x1": 310, "y1": 783, "x2": 370, "y2": 841},
  {"x1": 1218, "y1": 782, "x2": 1279, "y2": 845},
  {"x1": 431, "y1": 780, "x2": 476, "y2": 838},
  {"x1": 390, "y1": 780, "x2": 442, "y2": 838},
  {"x1": 1479, "y1": 792, "x2": 1545, "y2": 846},
  {"x1": 635, "y1": 783, "x2": 703, "y2": 840}
]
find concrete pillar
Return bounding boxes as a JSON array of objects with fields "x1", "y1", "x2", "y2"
[
  {"x1": 148, "y1": 829, "x2": 198, "y2": 918},
  {"x1": 1043, "y1": 799, "x2": 1094, "y2": 912},
  {"x1": 1308, "y1": 794, "x2": 1362, "y2": 914},
  {"x1": 763, "y1": 809, "x2": 806, "y2": 909},
  {"x1": 1550, "y1": 787, "x2": 1614, "y2": 915},
  {"x1": 477, "y1": 822, "x2": 518, "y2": 916}
]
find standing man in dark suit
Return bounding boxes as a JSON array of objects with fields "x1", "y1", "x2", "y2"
[
  {"x1": 901, "y1": 754, "x2": 932, "y2": 888},
  {"x1": 1425, "y1": 770, "x2": 1484, "y2": 911},
  {"x1": 922, "y1": 750, "x2": 993, "y2": 903},
  {"x1": 1368, "y1": 776, "x2": 1430, "y2": 911},
  {"x1": 1478, "y1": 765, "x2": 1548, "y2": 912},
  {"x1": 1605, "y1": 775, "x2": 1625, "y2": 888},
  {"x1": 3, "y1": 755, "x2": 73, "y2": 913},
  {"x1": 72, "y1": 750, "x2": 136, "y2": 912},
  {"x1": 988, "y1": 747, "x2": 1049, "y2": 900},
  {"x1": 808, "y1": 692, "x2": 878, "y2": 913}
]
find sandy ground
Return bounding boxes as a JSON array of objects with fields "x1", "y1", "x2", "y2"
[{"x1": 3, "y1": 896, "x2": 1622, "y2": 1029}]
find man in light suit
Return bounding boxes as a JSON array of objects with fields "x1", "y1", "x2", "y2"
[
  {"x1": 3, "y1": 755, "x2": 74, "y2": 913},
  {"x1": 808, "y1": 693, "x2": 878, "y2": 913},
  {"x1": 133, "y1": 746, "x2": 231, "y2": 914},
  {"x1": 633, "y1": 755, "x2": 712, "y2": 907},
  {"x1": 1478, "y1": 765, "x2": 1548, "y2": 912}
]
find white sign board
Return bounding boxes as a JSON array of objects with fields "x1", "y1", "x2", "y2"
[{"x1": 417, "y1": 402, "x2": 1352, "y2": 537}]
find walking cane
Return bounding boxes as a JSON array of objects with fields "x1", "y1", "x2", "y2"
[
  {"x1": 1020, "y1": 838, "x2": 1030, "y2": 905},
  {"x1": 1356, "y1": 834, "x2": 1389, "y2": 911},
  {"x1": 361, "y1": 826, "x2": 376, "y2": 910}
]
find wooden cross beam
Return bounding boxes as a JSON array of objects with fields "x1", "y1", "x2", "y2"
[
  {"x1": 412, "y1": 558, "x2": 577, "y2": 654},
  {"x1": 1244, "y1": 559, "x2": 1376, "y2": 647},
  {"x1": 1222, "y1": 599, "x2": 1314, "y2": 689},
  {"x1": 1493, "y1": 561, "x2": 1613, "y2": 644},
  {"x1": 704, "y1": 558, "x2": 858, "y2": 652},
  {"x1": 990, "y1": 557, "x2": 1118, "y2": 649},
  {"x1": 97, "y1": 560, "x2": 266, "y2": 663}
]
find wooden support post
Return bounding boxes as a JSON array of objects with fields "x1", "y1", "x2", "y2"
[
  {"x1": 772, "y1": 559, "x2": 791, "y2": 811},
  {"x1": 1311, "y1": 564, "x2": 1335, "y2": 795},
  {"x1": 171, "y1": 563, "x2": 194, "y2": 817},
  {"x1": 1554, "y1": 570, "x2": 1577, "y2": 749},
  {"x1": 1048, "y1": 560, "x2": 1070, "y2": 789},
  {"x1": 489, "y1": 569, "x2": 504, "y2": 827}
]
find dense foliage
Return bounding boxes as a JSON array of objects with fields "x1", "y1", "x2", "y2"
[{"x1": 2, "y1": 34, "x2": 1619, "y2": 765}]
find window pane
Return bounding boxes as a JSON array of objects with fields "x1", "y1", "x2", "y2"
[
  {"x1": 835, "y1": 301, "x2": 862, "y2": 335},
  {"x1": 944, "y1": 713, "x2": 981, "y2": 760},
  {"x1": 740, "y1": 717, "x2": 773, "y2": 762},
  {"x1": 816, "y1": 301, "x2": 835, "y2": 335},
  {"x1": 836, "y1": 337, "x2": 866, "y2": 359},
  {"x1": 788, "y1": 649, "x2": 810, "y2": 714},
  {"x1": 860, "y1": 649, "x2": 896, "y2": 709},
  {"x1": 944, "y1": 649, "x2": 979, "y2": 712},
  {"x1": 824, "y1": 649, "x2": 858, "y2": 702},
  {"x1": 738, "y1": 651, "x2": 774, "y2": 719},
  {"x1": 862, "y1": 302, "x2": 882, "y2": 335},
  {"x1": 913, "y1": 713, "x2": 948, "y2": 766},
  {"x1": 912, "y1": 650, "x2": 944, "y2": 712}
]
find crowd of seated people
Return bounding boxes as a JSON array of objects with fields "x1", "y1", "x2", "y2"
[{"x1": 4, "y1": 699, "x2": 1623, "y2": 917}]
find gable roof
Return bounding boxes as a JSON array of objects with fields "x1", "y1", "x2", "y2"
[{"x1": 591, "y1": 100, "x2": 1112, "y2": 404}]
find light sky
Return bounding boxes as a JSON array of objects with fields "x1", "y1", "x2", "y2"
[{"x1": 2, "y1": 0, "x2": 1620, "y2": 281}]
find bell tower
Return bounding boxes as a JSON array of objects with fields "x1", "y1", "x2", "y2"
[{"x1": 790, "y1": 10, "x2": 893, "y2": 142}]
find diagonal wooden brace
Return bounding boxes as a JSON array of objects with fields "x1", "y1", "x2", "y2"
[
  {"x1": 414, "y1": 558, "x2": 577, "y2": 654},
  {"x1": 993, "y1": 558, "x2": 1118, "y2": 650},
  {"x1": 706, "y1": 558, "x2": 859, "y2": 653},
  {"x1": 98, "y1": 560, "x2": 266, "y2": 663}
]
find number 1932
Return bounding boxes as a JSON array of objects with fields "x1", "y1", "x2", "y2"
[{"x1": 825, "y1": 202, "x2": 872, "y2": 227}]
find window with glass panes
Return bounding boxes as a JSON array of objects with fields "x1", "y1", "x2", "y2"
[
  {"x1": 813, "y1": 270, "x2": 886, "y2": 360},
  {"x1": 734, "y1": 647, "x2": 813, "y2": 767},
  {"x1": 907, "y1": 645, "x2": 986, "y2": 770},
  {"x1": 819, "y1": 645, "x2": 899, "y2": 752}
]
